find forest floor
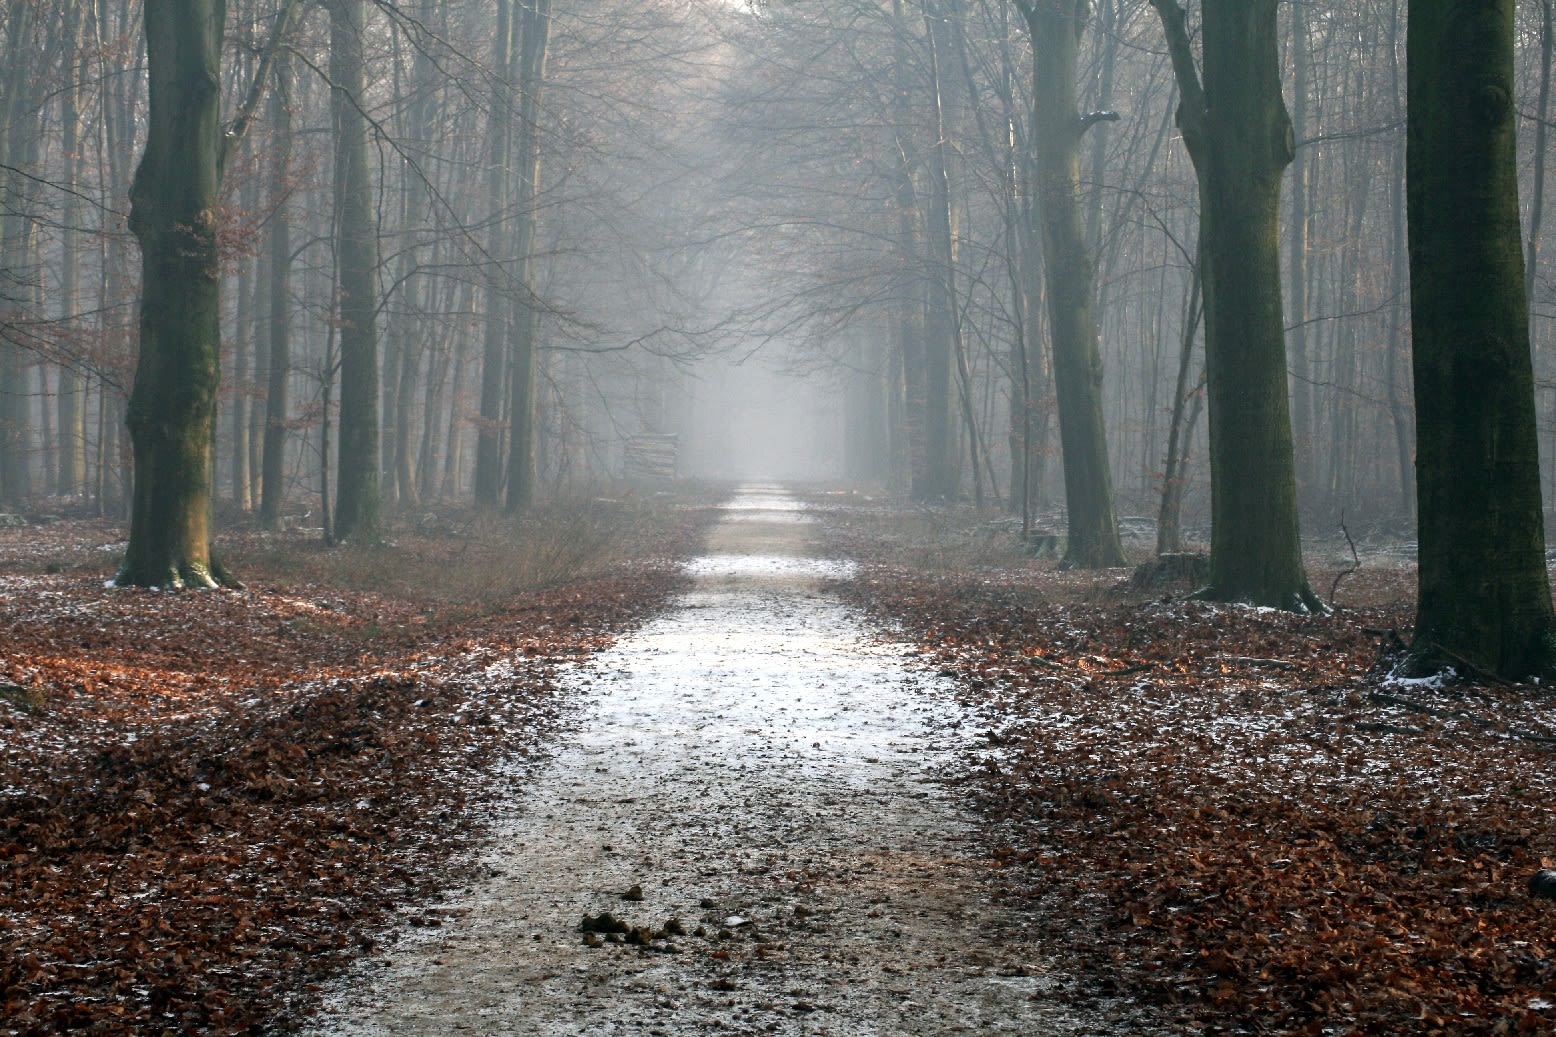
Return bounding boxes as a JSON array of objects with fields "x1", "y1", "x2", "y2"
[
  {"x1": 3, "y1": 486, "x2": 1556, "y2": 1035},
  {"x1": 820, "y1": 494, "x2": 1556, "y2": 1035},
  {"x1": 0, "y1": 492, "x2": 715, "y2": 1034},
  {"x1": 301, "y1": 486, "x2": 1137, "y2": 1036}
]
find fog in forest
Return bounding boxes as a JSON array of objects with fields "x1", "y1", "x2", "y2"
[
  {"x1": 2, "y1": 0, "x2": 1555, "y2": 549},
  {"x1": 680, "y1": 357, "x2": 846, "y2": 483},
  {"x1": 13, "y1": 4, "x2": 1556, "y2": 1031}
]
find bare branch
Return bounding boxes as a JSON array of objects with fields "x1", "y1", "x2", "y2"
[
  {"x1": 1146, "y1": 0, "x2": 1205, "y2": 154},
  {"x1": 222, "y1": 0, "x2": 305, "y2": 171},
  {"x1": 1079, "y1": 109, "x2": 1120, "y2": 133}
]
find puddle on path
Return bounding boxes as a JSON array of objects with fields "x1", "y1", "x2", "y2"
[{"x1": 307, "y1": 486, "x2": 1126, "y2": 1035}]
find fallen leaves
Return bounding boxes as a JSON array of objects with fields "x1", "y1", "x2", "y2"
[
  {"x1": 0, "y1": 502, "x2": 713, "y2": 1035},
  {"x1": 829, "y1": 507, "x2": 1556, "y2": 1035}
]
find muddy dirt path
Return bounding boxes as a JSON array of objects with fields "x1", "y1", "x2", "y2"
[{"x1": 306, "y1": 487, "x2": 1125, "y2": 1035}]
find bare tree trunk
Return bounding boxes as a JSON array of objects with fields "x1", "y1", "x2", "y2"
[
  {"x1": 1384, "y1": 1, "x2": 1414, "y2": 523},
  {"x1": 922, "y1": 5, "x2": 978, "y2": 504},
  {"x1": 1528, "y1": 0, "x2": 1554, "y2": 312},
  {"x1": 890, "y1": 0, "x2": 924, "y2": 499},
  {"x1": 911, "y1": 2, "x2": 960, "y2": 501},
  {"x1": 0, "y1": 1, "x2": 41, "y2": 506},
  {"x1": 1405, "y1": 0, "x2": 1555, "y2": 679},
  {"x1": 504, "y1": 0, "x2": 553, "y2": 514},
  {"x1": 1151, "y1": 0, "x2": 1318, "y2": 610},
  {"x1": 1019, "y1": 0, "x2": 1127, "y2": 567},
  {"x1": 56, "y1": 2, "x2": 88, "y2": 498},
  {"x1": 259, "y1": 51, "x2": 293, "y2": 531},
  {"x1": 329, "y1": 0, "x2": 380, "y2": 544},
  {"x1": 474, "y1": 0, "x2": 515, "y2": 509},
  {"x1": 119, "y1": 0, "x2": 229, "y2": 587},
  {"x1": 1156, "y1": 268, "x2": 1203, "y2": 556},
  {"x1": 441, "y1": 277, "x2": 476, "y2": 500},
  {"x1": 1286, "y1": 0, "x2": 1314, "y2": 500},
  {"x1": 92, "y1": 0, "x2": 139, "y2": 519},
  {"x1": 229, "y1": 181, "x2": 254, "y2": 512}
]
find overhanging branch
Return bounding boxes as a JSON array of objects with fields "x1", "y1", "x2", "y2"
[{"x1": 1080, "y1": 110, "x2": 1120, "y2": 134}]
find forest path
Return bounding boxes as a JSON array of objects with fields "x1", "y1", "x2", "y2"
[{"x1": 307, "y1": 486, "x2": 1121, "y2": 1035}]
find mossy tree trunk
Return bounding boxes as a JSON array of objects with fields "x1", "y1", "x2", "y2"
[
  {"x1": 1017, "y1": 0, "x2": 1126, "y2": 568},
  {"x1": 119, "y1": 0, "x2": 228, "y2": 588},
  {"x1": 329, "y1": 0, "x2": 380, "y2": 544},
  {"x1": 119, "y1": 0, "x2": 294, "y2": 585},
  {"x1": 1405, "y1": 0, "x2": 1556, "y2": 680},
  {"x1": 1151, "y1": 0, "x2": 1320, "y2": 611}
]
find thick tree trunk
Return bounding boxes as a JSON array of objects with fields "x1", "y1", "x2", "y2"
[
  {"x1": 1021, "y1": 0, "x2": 1126, "y2": 568},
  {"x1": 1406, "y1": 0, "x2": 1556, "y2": 679},
  {"x1": 119, "y1": 0, "x2": 228, "y2": 588},
  {"x1": 329, "y1": 0, "x2": 380, "y2": 543},
  {"x1": 1151, "y1": 0, "x2": 1319, "y2": 610}
]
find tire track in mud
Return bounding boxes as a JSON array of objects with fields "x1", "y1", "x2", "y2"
[{"x1": 307, "y1": 486, "x2": 1129, "y2": 1035}]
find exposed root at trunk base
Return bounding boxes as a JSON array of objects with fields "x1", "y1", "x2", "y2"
[
  {"x1": 114, "y1": 557, "x2": 244, "y2": 591},
  {"x1": 1190, "y1": 581, "x2": 1329, "y2": 615}
]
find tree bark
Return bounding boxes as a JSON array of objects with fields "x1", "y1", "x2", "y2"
[
  {"x1": 1405, "y1": 0, "x2": 1556, "y2": 679},
  {"x1": 329, "y1": 0, "x2": 381, "y2": 543},
  {"x1": 474, "y1": 0, "x2": 516, "y2": 510},
  {"x1": 56, "y1": 1, "x2": 88, "y2": 498},
  {"x1": 889, "y1": 0, "x2": 925, "y2": 499},
  {"x1": 1384, "y1": 0, "x2": 1414, "y2": 524},
  {"x1": 0, "y1": 0, "x2": 41, "y2": 507},
  {"x1": 118, "y1": 0, "x2": 294, "y2": 581},
  {"x1": 1156, "y1": 269, "x2": 1203, "y2": 557},
  {"x1": 913, "y1": 2, "x2": 960, "y2": 501},
  {"x1": 1529, "y1": 0, "x2": 1554, "y2": 311},
  {"x1": 1285, "y1": 0, "x2": 1313, "y2": 500},
  {"x1": 1019, "y1": 0, "x2": 1126, "y2": 567},
  {"x1": 504, "y1": 0, "x2": 553, "y2": 514},
  {"x1": 119, "y1": 0, "x2": 228, "y2": 587},
  {"x1": 229, "y1": 187, "x2": 254, "y2": 512},
  {"x1": 259, "y1": 50, "x2": 293, "y2": 531},
  {"x1": 1150, "y1": 0, "x2": 1319, "y2": 610}
]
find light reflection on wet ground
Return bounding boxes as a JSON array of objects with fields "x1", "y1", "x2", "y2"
[{"x1": 308, "y1": 485, "x2": 1126, "y2": 1035}]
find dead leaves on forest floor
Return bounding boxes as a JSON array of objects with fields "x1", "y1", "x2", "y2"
[
  {"x1": 0, "y1": 503, "x2": 713, "y2": 1035},
  {"x1": 827, "y1": 513, "x2": 1556, "y2": 1035}
]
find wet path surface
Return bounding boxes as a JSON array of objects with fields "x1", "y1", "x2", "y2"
[{"x1": 308, "y1": 487, "x2": 1118, "y2": 1035}]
